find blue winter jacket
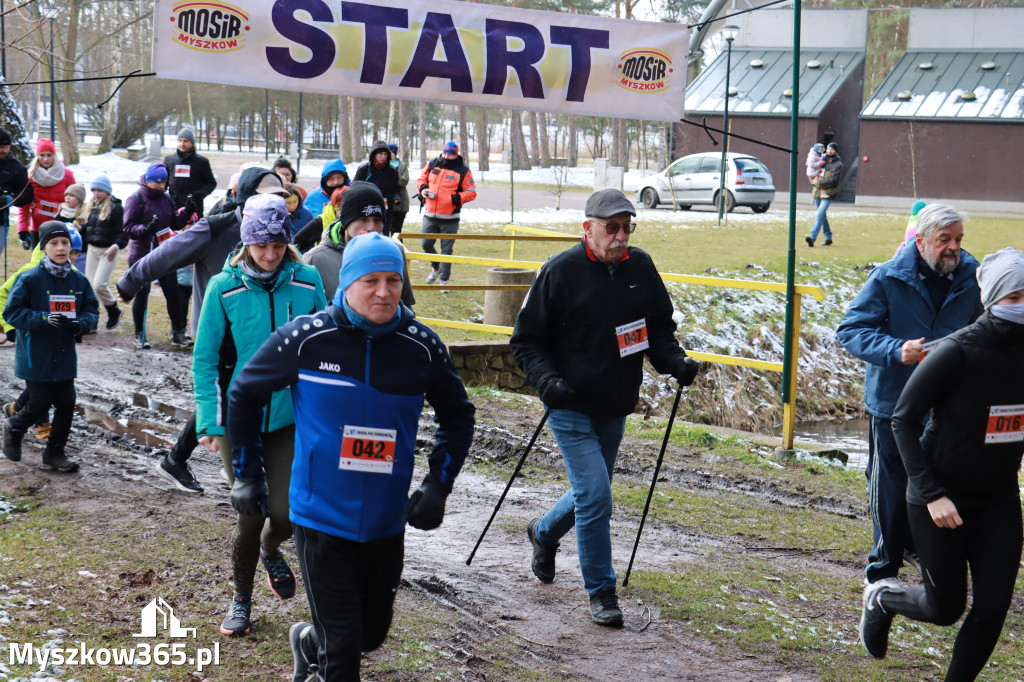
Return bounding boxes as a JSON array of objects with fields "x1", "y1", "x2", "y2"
[
  {"x1": 303, "y1": 159, "x2": 349, "y2": 218},
  {"x1": 228, "y1": 303, "x2": 475, "y2": 542},
  {"x1": 4, "y1": 261, "x2": 98, "y2": 382},
  {"x1": 836, "y1": 245, "x2": 982, "y2": 419},
  {"x1": 193, "y1": 254, "x2": 326, "y2": 438}
]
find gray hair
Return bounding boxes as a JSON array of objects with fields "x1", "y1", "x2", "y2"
[{"x1": 916, "y1": 203, "x2": 966, "y2": 239}]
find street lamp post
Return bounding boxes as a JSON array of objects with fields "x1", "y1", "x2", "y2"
[
  {"x1": 44, "y1": 6, "x2": 58, "y2": 142},
  {"x1": 717, "y1": 24, "x2": 738, "y2": 226}
]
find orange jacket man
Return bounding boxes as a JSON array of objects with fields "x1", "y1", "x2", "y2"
[{"x1": 417, "y1": 141, "x2": 476, "y2": 286}]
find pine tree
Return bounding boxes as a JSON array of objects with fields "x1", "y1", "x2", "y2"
[{"x1": 0, "y1": 76, "x2": 32, "y2": 164}]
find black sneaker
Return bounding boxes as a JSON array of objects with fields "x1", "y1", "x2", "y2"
[
  {"x1": 171, "y1": 329, "x2": 194, "y2": 348},
  {"x1": 134, "y1": 333, "x2": 151, "y2": 350},
  {"x1": 805, "y1": 236, "x2": 815, "y2": 247},
  {"x1": 220, "y1": 596, "x2": 252, "y2": 636},
  {"x1": 155, "y1": 455, "x2": 204, "y2": 493},
  {"x1": 824, "y1": 239, "x2": 833, "y2": 246},
  {"x1": 589, "y1": 587, "x2": 623, "y2": 627},
  {"x1": 527, "y1": 518, "x2": 558, "y2": 584},
  {"x1": 859, "y1": 580, "x2": 896, "y2": 658},
  {"x1": 40, "y1": 451, "x2": 80, "y2": 473},
  {"x1": 289, "y1": 621, "x2": 318, "y2": 682},
  {"x1": 2, "y1": 419, "x2": 23, "y2": 462},
  {"x1": 261, "y1": 549, "x2": 297, "y2": 599},
  {"x1": 105, "y1": 305, "x2": 123, "y2": 330}
]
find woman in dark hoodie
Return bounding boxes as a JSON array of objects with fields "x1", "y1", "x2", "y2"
[{"x1": 354, "y1": 139, "x2": 401, "y2": 230}]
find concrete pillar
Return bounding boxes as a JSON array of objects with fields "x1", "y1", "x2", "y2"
[{"x1": 483, "y1": 267, "x2": 535, "y2": 327}]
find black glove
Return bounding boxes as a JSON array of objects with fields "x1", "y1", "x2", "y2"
[
  {"x1": 670, "y1": 356, "x2": 700, "y2": 386},
  {"x1": 184, "y1": 196, "x2": 199, "y2": 216},
  {"x1": 404, "y1": 478, "x2": 448, "y2": 530},
  {"x1": 145, "y1": 216, "x2": 161, "y2": 235},
  {"x1": 47, "y1": 312, "x2": 68, "y2": 328},
  {"x1": 0, "y1": 193, "x2": 12, "y2": 208},
  {"x1": 451, "y1": 193, "x2": 462, "y2": 211},
  {"x1": 230, "y1": 478, "x2": 270, "y2": 517},
  {"x1": 18, "y1": 232, "x2": 31, "y2": 250},
  {"x1": 5, "y1": 329, "x2": 14, "y2": 343},
  {"x1": 68, "y1": 320, "x2": 83, "y2": 337},
  {"x1": 540, "y1": 377, "x2": 576, "y2": 409}
]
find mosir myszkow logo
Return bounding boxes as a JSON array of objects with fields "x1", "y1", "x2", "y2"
[
  {"x1": 8, "y1": 596, "x2": 220, "y2": 673},
  {"x1": 617, "y1": 48, "x2": 673, "y2": 93},
  {"x1": 170, "y1": 0, "x2": 249, "y2": 52}
]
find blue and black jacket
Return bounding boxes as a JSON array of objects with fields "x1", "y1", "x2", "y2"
[{"x1": 228, "y1": 302, "x2": 475, "y2": 542}]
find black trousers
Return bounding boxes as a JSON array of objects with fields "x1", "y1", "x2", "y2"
[
  {"x1": 294, "y1": 525, "x2": 404, "y2": 681},
  {"x1": 132, "y1": 272, "x2": 184, "y2": 334},
  {"x1": 9, "y1": 380, "x2": 75, "y2": 454},
  {"x1": 881, "y1": 496, "x2": 1022, "y2": 681}
]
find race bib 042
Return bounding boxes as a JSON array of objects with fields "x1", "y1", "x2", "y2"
[
  {"x1": 986, "y1": 404, "x2": 1024, "y2": 444},
  {"x1": 339, "y1": 425, "x2": 396, "y2": 474},
  {"x1": 616, "y1": 318, "x2": 649, "y2": 358}
]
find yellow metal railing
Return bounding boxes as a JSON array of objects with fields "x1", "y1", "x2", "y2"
[{"x1": 398, "y1": 226, "x2": 826, "y2": 448}]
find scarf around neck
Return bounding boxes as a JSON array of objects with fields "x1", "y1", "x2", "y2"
[
  {"x1": 240, "y1": 259, "x2": 284, "y2": 286},
  {"x1": 341, "y1": 295, "x2": 402, "y2": 338},
  {"x1": 42, "y1": 255, "x2": 71, "y2": 278},
  {"x1": 33, "y1": 160, "x2": 66, "y2": 187}
]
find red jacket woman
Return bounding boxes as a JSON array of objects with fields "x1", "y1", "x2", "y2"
[{"x1": 18, "y1": 138, "x2": 76, "y2": 247}]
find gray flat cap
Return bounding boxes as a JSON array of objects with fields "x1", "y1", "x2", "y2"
[{"x1": 585, "y1": 189, "x2": 636, "y2": 219}]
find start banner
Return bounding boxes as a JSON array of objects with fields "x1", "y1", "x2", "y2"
[{"x1": 152, "y1": 0, "x2": 688, "y2": 121}]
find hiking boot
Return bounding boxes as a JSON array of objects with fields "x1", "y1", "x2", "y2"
[
  {"x1": 261, "y1": 549, "x2": 297, "y2": 599},
  {"x1": 824, "y1": 239, "x2": 833, "y2": 246},
  {"x1": 2, "y1": 419, "x2": 23, "y2": 462},
  {"x1": 105, "y1": 304, "x2": 123, "y2": 330},
  {"x1": 289, "y1": 621, "x2": 318, "y2": 682},
  {"x1": 589, "y1": 587, "x2": 624, "y2": 627},
  {"x1": 425, "y1": 269, "x2": 440, "y2": 284},
  {"x1": 34, "y1": 422, "x2": 51, "y2": 441},
  {"x1": 220, "y1": 595, "x2": 252, "y2": 636},
  {"x1": 134, "y1": 333, "x2": 151, "y2": 350},
  {"x1": 171, "y1": 329, "x2": 194, "y2": 348},
  {"x1": 804, "y1": 236, "x2": 815, "y2": 247},
  {"x1": 2, "y1": 401, "x2": 17, "y2": 418},
  {"x1": 40, "y1": 451, "x2": 80, "y2": 473},
  {"x1": 860, "y1": 580, "x2": 896, "y2": 659},
  {"x1": 155, "y1": 455, "x2": 204, "y2": 493},
  {"x1": 527, "y1": 518, "x2": 558, "y2": 584},
  {"x1": 904, "y1": 550, "x2": 922, "y2": 575}
]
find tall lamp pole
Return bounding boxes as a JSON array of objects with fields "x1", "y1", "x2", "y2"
[
  {"x1": 44, "y1": 6, "x2": 58, "y2": 142},
  {"x1": 716, "y1": 25, "x2": 738, "y2": 226},
  {"x1": 2, "y1": 0, "x2": 7, "y2": 79}
]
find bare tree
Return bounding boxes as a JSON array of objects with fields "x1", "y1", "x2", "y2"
[
  {"x1": 509, "y1": 110, "x2": 531, "y2": 170},
  {"x1": 538, "y1": 112, "x2": 552, "y2": 167},
  {"x1": 458, "y1": 105, "x2": 469, "y2": 165},
  {"x1": 337, "y1": 95, "x2": 350, "y2": 160},
  {"x1": 350, "y1": 97, "x2": 362, "y2": 161},
  {"x1": 568, "y1": 115, "x2": 579, "y2": 166},
  {"x1": 527, "y1": 111, "x2": 540, "y2": 165},
  {"x1": 475, "y1": 107, "x2": 490, "y2": 171},
  {"x1": 418, "y1": 100, "x2": 427, "y2": 167}
]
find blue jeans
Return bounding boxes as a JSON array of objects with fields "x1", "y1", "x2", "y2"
[
  {"x1": 809, "y1": 196, "x2": 832, "y2": 242},
  {"x1": 866, "y1": 415, "x2": 915, "y2": 583},
  {"x1": 533, "y1": 409, "x2": 626, "y2": 596}
]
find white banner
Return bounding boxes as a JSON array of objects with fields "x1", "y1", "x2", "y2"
[{"x1": 152, "y1": 0, "x2": 687, "y2": 122}]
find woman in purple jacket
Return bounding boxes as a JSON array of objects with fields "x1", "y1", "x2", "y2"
[{"x1": 122, "y1": 163, "x2": 190, "y2": 349}]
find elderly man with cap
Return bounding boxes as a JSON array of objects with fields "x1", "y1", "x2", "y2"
[
  {"x1": 837, "y1": 203, "x2": 983, "y2": 594},
  {"x1": 228, "y1": 231, "x2": 475, "y2": 679},
  {"x1": 510, "y1": 189, "x2": 699, "y2": 627},
  {"x1": 858, "y1": 247, "x2": 1024, "y2": 677},
  {"x1": 117, "y1": 167, "x2": 290, "y2": 494},
  {"x1": 417, "y1": 141, "x2": 476, "y2": 286},
  {"x1": 163, "y1": 127, "x2": 217, "y2": 219}
]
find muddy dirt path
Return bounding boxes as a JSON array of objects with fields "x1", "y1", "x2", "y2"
[{"x1": 0, "y1": 336, "x2": 829, "y2": 681}]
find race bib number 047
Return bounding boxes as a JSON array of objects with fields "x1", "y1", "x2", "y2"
[
  {"x1": 339, "y1": 425, "x2": 396, "y2": 474},
  {"x1": 985, "y1": 404, "x2": 1024, "y2": 444},
  {"x1": 616, "y1": 318, "x2": 649, "y2": 358}
]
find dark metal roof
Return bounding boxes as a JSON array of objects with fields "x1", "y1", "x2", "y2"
[
  {"x1": 685, "y1": 49, "x2": 864, "y2": 117},
  {"x1": 861, "y1": 50, "x2": 1024, "y2": 121}
]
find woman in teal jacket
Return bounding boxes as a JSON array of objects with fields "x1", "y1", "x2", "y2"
[{"x1": 191, "y1": 194, "x2": 326, "y2": 637}]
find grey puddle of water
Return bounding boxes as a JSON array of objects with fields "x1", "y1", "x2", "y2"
[
  {"x1": 75, "y1": 403, "x2": 183, "y2": 450},
  {"x1": 790, "y1": 417, "x2": 869, "y2": 470}
]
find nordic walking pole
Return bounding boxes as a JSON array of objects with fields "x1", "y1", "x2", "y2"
[
  {"x1": 466, "y1": 408, "x2": 550, "y2": 566},
  {"x1": 622, "y1": 382, "x2": 684, "y2": 587}
]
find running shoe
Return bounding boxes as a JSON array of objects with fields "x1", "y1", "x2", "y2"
[
  {"x1": 155, "y1": 455, "x2": 204, "y2": 493},
  {"x1": 589, "y1": 587, "x2": 623, "y2": 628},
  {"x1": 261, "y1": 549, "x2": 297, "y2": 599},
  {"x1": 219, "y1": 596, "x2": 251, "y2": 636},
  {"x1": 859, "y1": 580, "x2": 896, "y2": 658},
  {"x1": 289, "y1": 621, "x2": 317, "y2": 682}
]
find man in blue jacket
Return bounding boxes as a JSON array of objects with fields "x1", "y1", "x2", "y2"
[
  {"x1": 837, "y1": 203, "x2": 982, "y2": 590},
  {"x1": 228, "y1": 232, "x2": 474, "y2": 681},
  {"x1": 303, "y1": 159, "x2": 350, "y2": 218}
]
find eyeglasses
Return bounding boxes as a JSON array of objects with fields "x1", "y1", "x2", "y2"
[{"x1": 589, "y1": 219, "x2": 637, "y2": 235}]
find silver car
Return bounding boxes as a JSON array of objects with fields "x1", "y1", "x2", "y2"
[{"x1": 635, "y1": 152, "x2": 775, "y2": 213}]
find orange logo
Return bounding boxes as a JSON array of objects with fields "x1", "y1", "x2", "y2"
[
  {"x1": 170, "y1": 1, "x2": 248, "y2": 53},
  {"x1": 617, "y1": 49, "x2": 673, "y2": 93}
]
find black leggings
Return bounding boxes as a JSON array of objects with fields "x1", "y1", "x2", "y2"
[
  {"x1": 9, "y1": 380, "x2": 75, "y2": 454},
  {"x1": 880, "y1": 497, "x2": 1022, "y2": 681},
  {"x1": 131, "y1": 272, "x2": 184, "y2": 334}
]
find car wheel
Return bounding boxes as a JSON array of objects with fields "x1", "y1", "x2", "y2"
[
  {"x1": 641, "y1": 188, "x2": 658, "y2": 209},
  {"x1": 714, "y1": 191, "x2": 736, "y2": 214},
  {"x1": 676, "y1": 205, "x2": 691, "y2": 211},
  {"x1": 752, "y1": 203, "x2": 770, "y2": 214}
]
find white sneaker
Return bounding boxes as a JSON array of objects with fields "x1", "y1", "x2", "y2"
[
  {"x1": 439, "y1": 279, "x2": 450, "y2": 292},
  {"x1": 425, "y1": 270, "x2": 440, "y2": 284}
]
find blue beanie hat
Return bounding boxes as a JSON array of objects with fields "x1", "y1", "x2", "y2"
[
  {"x1": 89, "y1": 174, "x2": 113, "y2": 195},
  {"x1": 335, "y1": 232, "x2": 404, "y2": 298},
  {"x1": 911, "y1": 200, "x2": 927, "y2": 216},
  {"x1": 387, "y1": 143, "x2": 398, "y2": 155},
  {"x1": 443, "y1": 140, "x2": 458, "y2": 155},
  {"x1": 67, "y1": 224, "x2": 82, "y2": 251},
  {"x1": 144, "y1": 163, "x2": 168, "y2": 183}
]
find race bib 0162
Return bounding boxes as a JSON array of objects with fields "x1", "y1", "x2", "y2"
[
  {"x1": 985, "y1": 404, "x2": 1024, "y2": 444},
  {"x1": 339, "y1": 425, "x2": 396, "y2": 474}
]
